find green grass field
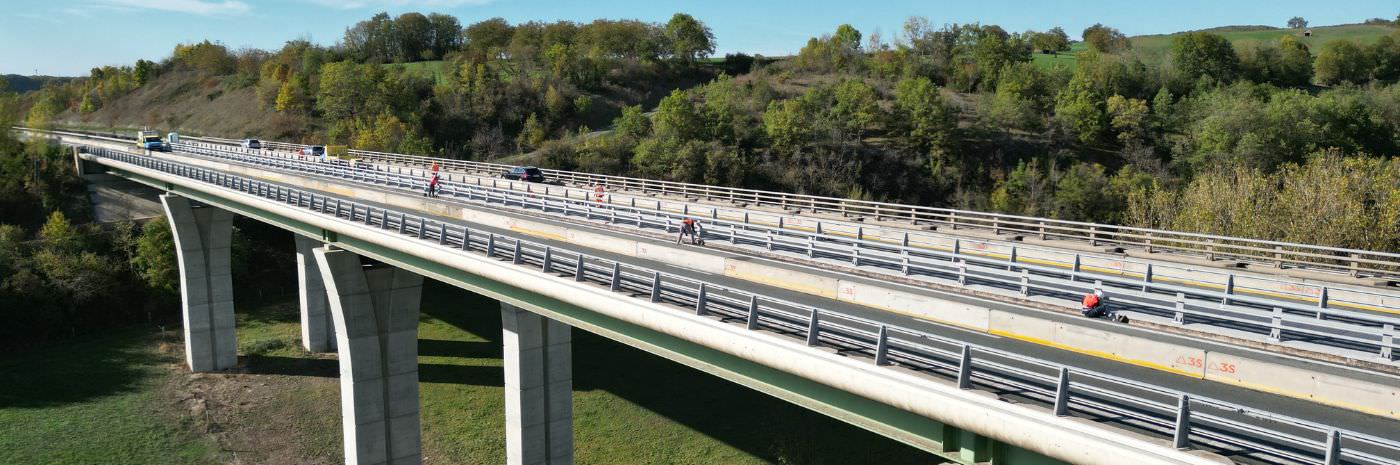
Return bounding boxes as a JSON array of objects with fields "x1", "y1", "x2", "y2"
[
  {"x1": 2, "y1": 281, "x2": 946, "y2": 464},
  {"x1": 1032, "y1": 24, "x2": 1398, "y2": 71},
  {"x1": 0, "y1": 329, "x2": 220, "y2": 464}
]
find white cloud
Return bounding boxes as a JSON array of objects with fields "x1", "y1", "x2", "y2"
[
  {"x1": 94, "y1": 0, "x2": 252, "y2": 16},
  {"x1": 300, "y1": 0, "x2": 493, "y2": 10}
]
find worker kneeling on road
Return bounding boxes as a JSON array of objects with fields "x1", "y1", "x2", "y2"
[
  {"x1": 1081, "y1": 289, "x2": 1128, "y2": 323},
  {"x1": 677, "y1": 217, "x2": 704, "y2": 245}
]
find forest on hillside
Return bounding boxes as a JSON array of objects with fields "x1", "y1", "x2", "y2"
[{"x1": 6, "y1": 12, "x2": 1400, "y2": 254}]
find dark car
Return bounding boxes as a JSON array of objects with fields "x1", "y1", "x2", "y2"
[{"x1": 502, "y1": 166, "x2": 545, "y2": 182}]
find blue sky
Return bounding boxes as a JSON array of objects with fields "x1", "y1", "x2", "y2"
[{"x1": 1, "y1": 0, "x2": 1395, "y2": 76}]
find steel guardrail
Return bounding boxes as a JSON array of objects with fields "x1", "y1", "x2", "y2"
[
  {"x1": 78, "y1": 144, "x2": 1400, "y2": 465},
  {"x1": 24, "y1": 127, "x2": 1400, "y2": 360},
  {"x1": 161, "y1": 140, "x2": 1400, "y2": 361},
  {"x1": 36, "y1": 127, "x2": 1400, "y2": 280}
]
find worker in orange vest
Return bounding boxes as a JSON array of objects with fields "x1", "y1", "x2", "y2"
[
  {"x1": 594, "y1": 184, "x2": 605, "y2": 203},
  {"x1": 677, "y1": 217, "x2": 704, "y2": 245},
  {"x1": 1082, "y1": 289, "x2": 1128, "y2": 322}
]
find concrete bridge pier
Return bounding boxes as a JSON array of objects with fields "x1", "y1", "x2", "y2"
[
  {"x1": 161, "y1": 194, "x2": 237, "y2": 372},
  {"x1": 314, "y1": 246, "x2": 425, "y2": 465},
  {"x1": 295, "y1": 235, "x2": 335, "y2": 352},
  {"x1": 501, "y1": 303, "x2": 573, "y2": 465}
]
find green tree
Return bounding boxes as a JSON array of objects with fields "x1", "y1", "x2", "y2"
[
  {"x1": 1372, "y1": 32, "x2": 1400, "y2": 82},
  {"x1": 79, "y1": 93, "x2": 97, "y2": 114},
  {"x1": 831, "y1": 79, "x2": 880, "y2": 141},
  {"x1": 1032, "y1": 27, "x2": 1071, "y2": 54},
  {"x1": 274, "y1": 72, "x2": 309, "y2": 114},
  {"x1": 664, "y1": 13, "x2": 715, "y2": 63},
  {"x1": 1055, "y1": 74, "x2": 1107, "y2": 144},
  {"x1": 834, "y1": 24, "x2": 862, "y2": 51},
  {"x1": 762, "y1": 99, "x2": 814, "y2": 152},
  {"x1": 1082, "y1": 23, "x2": 1131, "y2": 53},
  {"x1": 1287, "y1": 17, "x2": 1308, "y2": 29},
  {"x1": 652, "y1": 89, "x2": 705, "y2": 141},
  {"x1": 133, "y1": 59, "x2": 154, "y2": 86},
  {"x1": 39, "y1": 211, "x2": 79, "y2": 254},
  {"x1": 892, "y1": 76, "x2": 956, "y2": 152},
  {"x1": 1106, "y1": 95, "x2": 1149, "y2": 145},
  {"x1": 516, "y1": 113, "x2": 546, "y2": 152},
  {"x1": 1171, "y1": 32, "x2": 1240, "y2": 83},
  {"x1": 613, "y1": 104, "x2": 651, "y2": 140},
  {"x1": 134, "y1": 217, "x2": 177, "y2": 294},
  {"x1": 1315, "y1": 40, "x2": 1374, "y2": 85},
  {"x1": 316, "y1": 61, "x2": 369, "y2": 121}
]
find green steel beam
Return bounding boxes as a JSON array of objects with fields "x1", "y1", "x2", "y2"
[{"x1": 104, "y1": 165, "x2": 1067, "y2": 465}]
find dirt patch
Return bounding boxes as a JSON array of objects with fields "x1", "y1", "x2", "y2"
[{"x1": 157, "y1": 338, "x2": 342, "y2": 465}]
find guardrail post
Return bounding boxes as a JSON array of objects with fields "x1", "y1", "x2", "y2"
[
  {"x1": 992, "y1": 218, "x2": 1000, "y2": 235},
  {"x1": 1348, "y1": 253, "x2": 1360, "y2": 277},
  {"x1": 815, "y1": 221, "x2": 823, "y2": 235},
  {"x1": 694, "y1": 283, "x2": 708, "y2": 316},
  {"x1": 777, "y1": 217, "x2": 783, "y2": 230},
  {"x1": 542, "y1": 247, "x2": 553, "y2": 273},
  {"x1": 396, "y1": 212, "x2": 405, "y2": 234},
  {"x1": 1382, "y1": 324, "x2": 1394, "y2": 360},
  {"x1": 609, "y1": 263, "x2": 621, "y2": 292},
  {"x1": 806, "y1": 310, "x2": 820, "y2": 346},
  {"x1": 856, "y1": 226, "x2": 864, "y2": 241},
  {"x1": 851, "y1": 247, "x2": 859, "y2": 266},
  {"x1": 1052, "y1": 367, "x2": 1070, "y2": 416},
  {"x1": 1221, "y1": 274, "x2": 1235, "y2": 307},
  {"x1": 807, "y1": 238, "x2": 815, "y2": 258},
  {"x1": 1088, "y1": 226, "x2": 1097, "y2": 246},
  {"x1": 512, "y1": 240, "x2": 523, "y2": 264},
  {"x1": 902, "y1": 252, "x2": 911, "y2": 276},
  {"x1": 1317, "y1": 287, "x2": 1329, "y2": 310},
  {"x1": 486, "y1": 234, "x2": 496, "y2": 258},
  {"x1": 1269, "y1": 308, "x2": 1283, "y2": 341},
  {"x1": 1008, "y1": 247, "x2": 1017, "y2": 271},
  {"x1": 649, "y1": 272, "x2": 662, "y2": 302},
  {"x1": 949, "y1": 211, "x2": 958, "y2": 230},
  {"x1": 729, "y1": 226, "x2": 737, "y2": 244},
  {"x1": 952, "y1": 239, "x2": 961, "y2": 258},
  {"x1": 437, "y1": 222, "x2": 446, "y2": 245},
  {"x1": 1205, "y1": 238, "x2": 1215, "y2": 261},
  {"x1": 462, "y1": 227, "x2": 471, "y2": 250},
  {"x1": 1174, "y1": 293, "x2": 1186, "y2": 325},
  {"x1": 958, "y1": 259, "x2": 968, "y2": 286},
  {"x1": 1172, "y1": 394, "x2": 1190, "y2": 449},
  {"x1": 1038, "y1": 221, "x2": 1047, "y2": 240},
  {"x1": 766, "y1": 234, "x2": 774, "y2": 251},
  {"x1": 1323, "y1": 429, "x2": 1341, "y2": 465},
  {"x1": 746, "y1": 296, "x2": 760, "y2": 330},
  {"x1": 956, "y1": 345, "x2": 972, "y2": 389},
  {"x1": 574, "y1": 255, "x2": 586, "y2": 282},
  {"x1": 417, "y1": 218, "x2": 425, "y2": 239},
  {"x1": 1145, "y1": 231, "x2": 1154, "y2": 253},
  {"x1": 901, "y1": 232, "x2": 909, "y2": 248},
  {"x1": 1020, "y1": 270, "x2": 1030, "y2": 296},
  {"x1": 1142, "y1": 264, "x2": 1153, "y2": 293},
  {"x1": 874, "y1": 326, "x2": 890, "y2": 366}
]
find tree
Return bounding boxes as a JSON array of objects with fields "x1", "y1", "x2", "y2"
[
  {"x1": 892, "y1": 76, "x2": 956, "y2": 152},
  {"x1": 664, "y1": 13, "x2": 715, "y2": 63},
  {"x1": 763, "y1": 99, "x2": 814, "y2": 152},
  {"x1": 1372, "y1": 32, "x2": 1400, "y2": 82},
  {"x1": 1082, "y1": 23, "x2": 1131, "y2": 53},
  {"x1": 1287, "y1": 17, "x2": 1308, "y2": 29},
  {"x1": 831, "y1": 79, "x2": 880, "y2": 141},
  {"x1": 1106, "y1": 95, "x2": 1149, "y2": 145},
  {"x1": 1171, "y1": 32, "x2": 1240, "y2": 83},
  {"x1": 133, "y1": 59, "x2": 154, "y2": 86},
  {"x1": 516, "y1": 113, "x2": 546, "y2": 152},
  {"x1": 834, "y1": 24, "x2": 862, "y2": 51},
  {"x1": 612, "y1": 104, "x2": 651, "y2": 140},
  {"x1": 316, "y1": 61, "x2": 369, "y2": 121},
  {"x1": 134, "y1": 217, "x2": 177, "y2": 294},
  {"x1": 1314, "y1": 40, "x2": 1374, "y2": 85},
  {"x1": 274, "y1": 72, "x2": 309, "y2": 114},
  {"x1": 1055, "y1": 74, "x2": 1107, "y2": 144},
  {"x1": 426, "y1": 13, "x2": 463, "y2": 59},
  {"x1": 394, "y1": 12, "x2": 433, "y2": 61},
  {"x1": 465, "y1": 18, "x2": 515, "y2": 61},
  {"x1": 1032, "y1": 27, "x2": 1071, "y2": 54}
]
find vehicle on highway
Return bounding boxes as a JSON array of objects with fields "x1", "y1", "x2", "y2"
[
  {"x1": 240, "y1": 138, "x2": 262, "y2": 149},
  {"x1": 501, "y1": 166, "x2": 545, "y2": 182},
  {"x1": 135, "y1": 129, "x2": 166, "y2": 151},
  {"x1": 299, "y1": 145, "x2": 326, "y2": 160}
]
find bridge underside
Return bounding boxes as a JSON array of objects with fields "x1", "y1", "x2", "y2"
[{"x1": 107, "y1": 163, "x2": 1069, "y2": 464}]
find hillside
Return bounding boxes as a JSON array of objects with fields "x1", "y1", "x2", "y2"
[
  {"x1": 2, "y1": 74, "x2": 77, "y2": 93},
  {"x1": 1031, "y1": 23, "x2": 1398, "y2": 70},
  {"x1": 53, "y1": 71, "x2": 310, "y2": 141}
]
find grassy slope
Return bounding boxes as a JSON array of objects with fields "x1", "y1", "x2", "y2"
[
  {"x1": 1033, "y1": 24, "x2": 1398, "y2": 70},
  {"x1": 5, "y1": 281, "x2": 943, "y2": 464},
  {"x1": 0, "y1": 328, "x2": 220, "y2": 464}
]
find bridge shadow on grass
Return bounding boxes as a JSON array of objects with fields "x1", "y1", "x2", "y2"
[
  {"x1": 242, "y1": 354, "x2": 339, "y2": 378},
  {"x1": 0, "y1": 328, "x2": 170, "y2": 409},
  {"x1": 415, "y1": 280, "x2": 942, "y2": 465}
]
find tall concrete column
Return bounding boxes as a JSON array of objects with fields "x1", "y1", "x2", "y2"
[
  {"x1": 315, "y1": 246, "x2": 424, "y2": 465},
  {"x1": 501, "y1": 303, "x2": 573, "y2": 465},
  {"x1": 295, "y1": 234, "x2": 335, "y2": 353},
  {"x1": 161, "y1": 194, "x2": 237, "y2": 372}
]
